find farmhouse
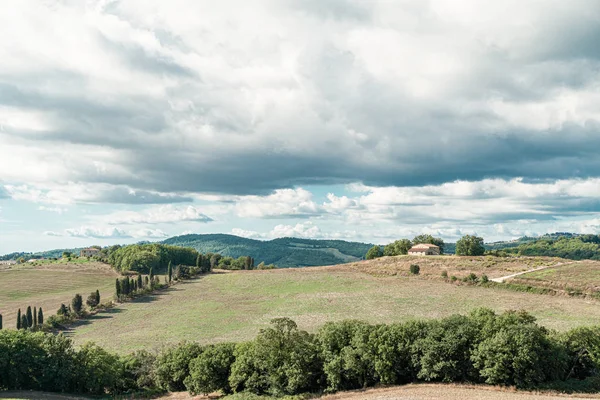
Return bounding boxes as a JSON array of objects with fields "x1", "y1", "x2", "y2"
[
  {"x1": 80, "y1": 248, "x2": 100, "y2": 257},
  {"x1": 0, "y1": 260, "x2": 17, "y2": 266},
  {"x1": 408, "y1": 243, "x2": 440, "y2": 256}
]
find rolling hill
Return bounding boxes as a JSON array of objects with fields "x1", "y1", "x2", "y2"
[{"x1": 161, "y1": 234, "x2": 374, "y2": 268}]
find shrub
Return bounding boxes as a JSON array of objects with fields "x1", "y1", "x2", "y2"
[
  {"x1": 451, "y1": 276, "x2": 458, "y2": 282},
  {"x1": 463, "y1": 273, "x2": 478, "y2": 283},
  {"x1": 441, "y1": 270, "x2": 448, "y2": 279},
  {"x1": 481, "y1": 274, "x2": 489, "y2": 284},
  {"x1": 185, "y1": 343, "x2": 236, "y2": 395},
  {"x1": 409, "y1": 264, "x2": 420, "y2": 275},
  {"x1": 560, "y1": 327, "x2": 600, "y2": 380}
]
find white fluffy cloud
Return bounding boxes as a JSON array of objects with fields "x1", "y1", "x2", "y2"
[
  {"x1": 102, "y1": 205, "x2": 212, "y2": 225},
  {"x1": 56, "y1": 226, "x2": 168, "y2": 239}
]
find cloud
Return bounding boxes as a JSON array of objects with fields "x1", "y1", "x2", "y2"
[
  {"x1": 103, "y1": 205, "x2": 213, "y2": 225},
  {"x1": 0, "y1": 1, "x2": 599, "y2": 198},
  {"x1": 38, "y1": 206, "x2": 67, "y2": 214},
  {"x1": 43, "y1": 231, "x2": 62, "y2": 237},
  {"x1": 61, "y1": 226, "x2": 168, "y2": 239},
  {"x1": 65, "y1": 226, "x2": 132, "y2": 239},
  {"x1": 233, "y1": 188, "x2": 320, "y2": 218},
  {"x1": 5, "y1": 183, "x2": 192, "y2": 205}
]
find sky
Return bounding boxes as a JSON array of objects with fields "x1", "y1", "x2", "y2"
[{"x1": 1, "y1": 0, "x2": 600, "y2": 254}]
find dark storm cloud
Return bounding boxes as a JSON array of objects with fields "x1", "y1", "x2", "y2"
[{"x1": 1, "y1": 0, "x2": 600, "y2": 201}]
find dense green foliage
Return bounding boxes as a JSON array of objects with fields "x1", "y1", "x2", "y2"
[
  {"x1": 384, "y1": 239, "x2": 412, "y2": 256},
  {"x1": 162, "y1": 234, "x2": 373, "y2": 267},
  {"x1": 456, "y1": 235, "x2": 485, "y2": 256},
  {"x1": 3, "y1": 309, "x2": 600, "y2": 396},
  {"x1": 506, "y1": 235, "x2": 600, "y2": 260},
  {"x1": 412, "y1": 235, "x2": 445, "y2": 254},
  {"x1": 108, "y1": 243, "x2": 200, "y2": 273},
  {"x1": 365, "y1": 246, "x2": 383, "y2": 260}
]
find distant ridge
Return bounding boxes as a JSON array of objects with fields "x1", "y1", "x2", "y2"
[{"x1": 161, "y1": 234, "x2": 374, "y2": 268}]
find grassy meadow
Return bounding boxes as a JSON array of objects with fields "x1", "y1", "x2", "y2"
[
  {"x1": 70, "y1": 261, "x2": 600, "y2": 353},
  {"x1": 510, "y1": 260, "x2": 600, "y2": 295},
  {"x1": 0, "y1": 260, "x2": 119, "y2": 328}
]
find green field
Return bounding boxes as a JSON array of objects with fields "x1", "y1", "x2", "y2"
[
  {"x1": 70, "y1": 266, "x2": 600, "y2": 353},
  {"x1": 0, "y1": 262, "x2": 119, "y2": 329}
]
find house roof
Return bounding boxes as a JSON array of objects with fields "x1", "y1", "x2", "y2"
[{"x1": 410, "y1": 243, "x2": 439, "y2": 249}]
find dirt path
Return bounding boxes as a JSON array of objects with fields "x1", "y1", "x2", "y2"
[{"x1": 490, "y1": 262, "x2": 570, "y2": 283}]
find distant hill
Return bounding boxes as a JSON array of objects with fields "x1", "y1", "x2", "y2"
[
  {"x1": 484, "y1": 232, "x2": 600, "y2": 260},
  {"x1": 161, "y1": 234, "x2": 374, "y2": 268},
  {"x1": 0, "y1": 248, "x2": 84, "y2": 261}
]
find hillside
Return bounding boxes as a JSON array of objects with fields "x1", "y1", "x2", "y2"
[
  {"x1": 70, "y1": 256, "x2": 600, "y2": 353},
  {"x1": 161, "y1": 234, "x2": 374, "y2": 267}
]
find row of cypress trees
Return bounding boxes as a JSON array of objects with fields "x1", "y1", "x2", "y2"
[{"x1": 15, "y1": 306, "x2": 43, "y2": 330}]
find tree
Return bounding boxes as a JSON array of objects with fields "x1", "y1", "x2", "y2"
[
  {"x1": 62, "y1": 251, "x2": 72, "y2": 259},
  {"x1": 455, "y1": 235, "x2": 485, "y2": 256},
  {"x1": 26, "y1": 306, "x2": 33, "y2": 329},
  {"x1": 384, "y1": 239, "x2": 412, "y2": 256},
  {"x1": 33, "y1": 307, "x2": 37, "y2": 327},
  {"x1": 0, "y1": 314, "x2": 2, "y2": 330},
  {"x1": 95, "y1": 289, "x2": 100, "y2": 305},
  {"x1": 137, "y1": 275, "x2": 143, "y2": 291},
  {"x1": 20, "y1": 315, "x2": 28, "y2": 330},
  {"x1": 412, "y1": 234, "x2": 445, "y2": 254},
  {"x1": 87, "y1": 292, "x2": 99, "y2": 308},
  {"x1": 38, "y1": 308, "x2": 44, "y2": 325},
  {"x1": 365, "y1": 245, "x2": 382, "y2": 260},
  {"x1": 115, "y1": 278, "x2": 121, "y2": 297},
  {"x1": 72, "y1": 294, "x2": 83, "y2": 314},
  {"x1": 244, "y1": 256, "x2": 253, "y2": 270},
  {"x1": 168, "y1": 261, "x2": 173, "y2": 283},
  {"x1": 210, "y1": 254, "x2": 220, "y2": 271},
  {"x1": 149, "y1": 267, "x2": 154, "y2": 284},
  {"x1": 185, "y1": 343, "x2": 236, "y2": 395},
  {"x1": 17, "y1": 309, "x2": 21, "y2": 329},
  {"x1": 57, "y1": 303, "x2": 69, "y2": 316},
  {"x1": 196, "y1": 254, "x2": 202, "y2": 271}
]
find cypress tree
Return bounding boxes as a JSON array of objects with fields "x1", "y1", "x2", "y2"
[
  {"x1": 95, "y1": 289, "x2": 100, "y2": 305},
  {"x1": 116, "y1": 278, "x2": 121, "y2": 297},
  {"x1": 168, "y1": 261, "x2": 173, "y2": 283},
  {"x1": 38, "y1": 308, "x2": 44, "y2": 325},
  {"x1": 34, "y1": 307, "x2": 38, "y2": 327},
  {"x1": 149, "y1": 267, "x2": 154, "y2": 284},
  {"x1": 26, "y1": 306, "x2": 33, "y2": 328},
  {"x1": 20, "y1": 315, "x2": 28, "y2": 330},
  {"x1": 17, "y1": 309, "x2": 21, "y2": 329},
  {"x1": 145, "y1": 276, "x2": 149, "y2": 287},
  {"x1": 137, "y1": 275, "x2": 143, "y2": 290},
  {"x1": 71, "y1": 294, "x2": 83, "y2": 314},
  {"x1": 0, "y1": 314, "x2": 2, "y2": 330}
]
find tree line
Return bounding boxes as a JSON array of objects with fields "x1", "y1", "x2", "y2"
[
  {"x1": 366, "y1": 234, "x2": 487, "y2": 259},
  {"x1": 2, "y1": 309, "x2": 600, "y2": 396}
]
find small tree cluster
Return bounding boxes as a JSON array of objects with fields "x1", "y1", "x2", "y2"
[
  {"x1": 86, "y1": 290, "x2": 101, "y2": 309},
  {"x1": 456, "y1": 235, "x2": 485, "y2": 256},
  {"x1": 410, "y1": 264, "x2": 420, "y2": 275},
  {"x1": 15, "y1": 306, "x2": 43, "y2": 330}
]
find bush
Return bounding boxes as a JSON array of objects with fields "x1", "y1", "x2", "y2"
[
  {"x1": 185, "y1": 343, "x2": 236, "y2": 395},
  {"x1": 154, "y1": 342, "x2": 203, "y2": 391},
  {"x1": 451, "y1": 276, "x2": 458, "y2": 282},
  {"x1": 409, "y1": 264, "x2": 420, "y2": 275},
  {"x1": 481, "y1": 274, "x2": 489, "y2": 284},
  {"x1": 441, "y1": 270, "x2": 448, "y2": 279},
  {"x1": 122, "y1": 350, "x2": 157, "y2": 391}
]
